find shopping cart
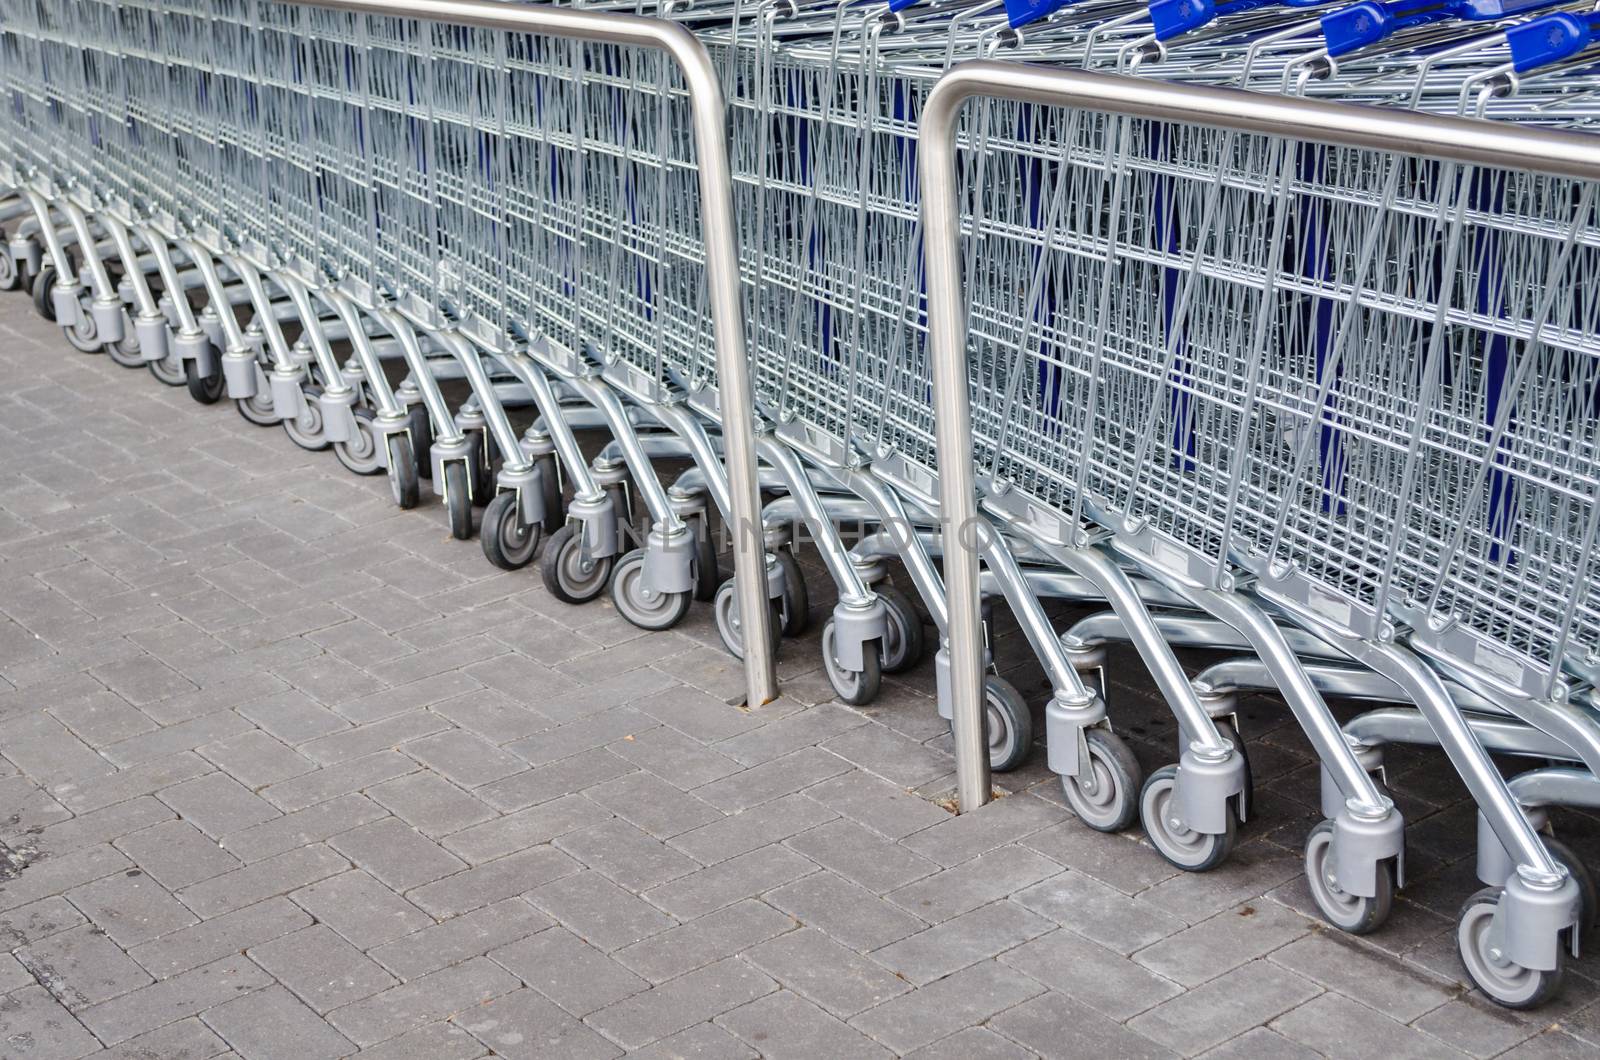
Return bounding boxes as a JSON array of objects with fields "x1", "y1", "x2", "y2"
[{"x1": 921, "y1": 59, "x2": 1600, "y2": 1006}]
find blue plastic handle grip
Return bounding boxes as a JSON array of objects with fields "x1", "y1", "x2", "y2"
[
  {"x1": 1149, "y1": 0, "x2": 1314, "y2": 39},
  {"x1": 1321, "y1": 0, "x2": 1554, "y2": 55},
  {"x1": 1005, "y1": 0, "x2": 1070, "y2": 27},
  {"x1": 1507, "y1": 10, "x2": 1600, "y2": 70},
  {"x1": 888, "y1": 0, "x2": 918, "y2": 13}
]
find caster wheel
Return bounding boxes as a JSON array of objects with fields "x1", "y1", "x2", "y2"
[
  {"x1": 148, "y1": 352, "x2": 186, "y2": 386},
  {"x1": 32, "y1": 265, "x2": 56, "y2": 320},
  {"x1": 108, "y1": 317, "x2": 144, "y2": 367},
  {"x1": 690, "y1": 513, "x2": 720, "y2": 603},
  {"x1": 185, "y1": 357, "x2": 225, "y2": 404},
  {"x1": 406, "y1": 403, "x2": 434, "y2": 479},
  {"x1": 1061, "y1": 726, "x2": 1141, "y2": 831},
  {"x1": 62, "y1": 310, "x2": 101, "y2": 354},
  {"x1": 610, "y1": 549, "x2": 693, "y2": 631},
  {"x1": 1141, "y1": 764, "x2": 1238, "y2": 872},
  {"x1": 714, "y1": 578, "x2": 782, "y2": 662},
  {"x1": 1304, "y1": 819, "x2": 1394, "y2": 934},
  {"x1": 1544, "y1": 837, "x2": 1597, "y2": 941},
  {"x1": 442, "y1": 460, "x2": 474, "y2": 541},
  {"x1": 1457, "y1": 887, "x2": 1565, "y2": 1009},
  {"x1": 0, "y1": 246, "x2": 16, "y2": 291},
  {"x1": 236, "y1": 389, "x2": 278, "y2": 426},
  {"x1": 775, "y1": 549, "x2": 810, "y2": 637},
  {"x1": 821, "y1": 620, "x2": 882, "y2": 706},
  {"x1": 538, "y1": 454, "x2": 565, "y2": 535},
  {"x1": 542, "y1": 524, "x2": 614, "y2": 604},
  {"x1": 334, "y1": 408, "x2": 385, "y2": 475},
  {"x1": 386, "y1": 431, "x2": 420, "y2": 510},
  {"x1": 876, "y1": 584, "x2": 926, "y2": 674},
  {"x1": 284, "y1": 385, "x2": 329, "y2": 451},
  {"x1": 481, "y1": 490, "x2": 542, "y2": 570},
  {"x1": 983, "y1": 675, "x2": 1034, "y2": 772}
]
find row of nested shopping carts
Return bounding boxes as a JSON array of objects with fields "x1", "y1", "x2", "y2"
[{"x1": 4, "y1": 0, "x2": 1600, "y2": 1009}]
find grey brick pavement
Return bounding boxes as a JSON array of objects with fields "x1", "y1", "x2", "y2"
[{"x1": 1, "y1": 293, "x2": 1599, "y2": 1060}]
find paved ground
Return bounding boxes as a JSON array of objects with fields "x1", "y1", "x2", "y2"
[{"x1": 1, "y1": 290, "x2": 1598, "y2": 1060}]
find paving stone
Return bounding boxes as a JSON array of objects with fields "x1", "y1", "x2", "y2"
[
  {"x1": 444, "y1": 794, "x2": 611, "y2": 865},
  {"x1": 990, "y1": 990, "x2": 1177, "y2": 1060},
  {"x1": 176, "y1": 843, "x2": 348, "y2": 919},
  {"x1": 801, "y1": 769, "x2": 950, "y2": 840},
  {"x1": 258, "y1": 752, "x2": 417, "y2": 815},
  {"x1": 554, "y1": 819, "x2": 701, "y2": 892},
  {"x1": 1133, "y1": 901, "x2": 1313, "y2": 988},
  {"x1": 201, "y1": 983, "x2": 355, "y2": 1060},
  {"x1": 157, "y1": 772, "x2": 280, "y2": 840},
  {"x1": 368, "y1": 771, "x2": 496, "y2": 839},
  {"x1": 50, "y1": 753, "x2": 214, "y2": 815},
  {"x1": 0, "y1": 712, "x2": 113, "y2": 787},
  {"x1": 900, "y1": 793, "x2": 1067, "y2": 868},
  {"x1": 77, "y1": 954, "x2": 272, "y2": 1046},
  {"x1": 1011, "y1": 870, "x2": 1187, "y2": 956},
  {"x1": 328, "y1": 817, "x2": 466, "y2": 891},
  {"x1": 91, "y1": 657, "x2": 197, "y2": 707},
  {"x1": 745, "y1": 926, "x2": 908, "y2": 1018},
  {"x1": 643, "y1": 845, "x2": 818, "y2": 921},
  {"x1": 298, "y1": 712, "x2": 454, "y2": 767},
  {"x1": 490, "y1": 926, "x2": 648, "y2": 1017},
  {"x1": 503, "y1": 707, "x2": 659, "y2": 769},
  {"x1": 1271, "y1": 992, "x2": 1464, "y2": 1059},
  {"x1": 1267, "y1": 930, "x2": 1455, "y2": 1023},
  {"x1": 476, "y1": 749, "x2": 635, "y2": 813},
  {"x1": 1128, "y1": 958, "x2": 1323, "y2": 1055},
  {"x1": 196, "y1": 730, "x2": 314, "y2": 789},
  {"x1": 431, "y1": 689, "x2": 551, "y2": 746},
  {"x1": 606, "y1": 726, "x2": 743, "y2": 791},
  {"x1": 691, "y1": 748, "x2": 851, "y2": 813},
  {"x1": 616, "y1": 900, "x2": 796, "y2": 984},
  {"x1": 1195, "y1": 1027, "x2": 1324, "y2": 1060},
  {"x1": 626, "y1": 1021, "x2": 756, "y2": 1060},
  {"x1": 219, "y1": 792, "x2": 387, "y2": 863},
  {"x1": 585, "y1": 772, "x2": 724, "y2": 841},
  {"x1": 713, "y1": 705, "x2": 868, "y2": 767},
  {"x1": 407, "y1": 847, "x2": 581, "y2": 919},
  {"x1": 997, "y1": 926, "x2": 1182, "y2": 1023},
  {"x1": 48, "y1": 692, "x2": 156, "y2": 750},
  {"x1": 718, "y1": 989, "x2": 891, "y2": 1060},
  {"x1": 848, "y1": 958, "x2": 1045, "y2": 1054},
  {"x1": 21, "y1": 797, "x2": 173, "y2": 859},
  {"x1": 101, "y1": 711, "x2": 254, "y2": 770},
  {"x1": 396, "y1": 730, "x2": 521, "y2": 787},
  {"x1": 631, "y1": 685, "x2": 764, "y2": 746},
  {"x1": 764, "y1": 871, "x2": 926, "y2": 952},
  {"x1": 350, "y1": 1020, "x2": 489, "y2": 1060},
  {"x1": 585, "y1": 957, "x2": 778, "y2": 1050},
  {"x1": 248, "y1": 924, "x2": 397, "y2": 1013},
  {"x1": 819, "y1": 723, "x2": 953, "y2": 789},
  {"x1": 903, "y1": 1026, "x2": 1036, "y2": 1060},
  {"x1": 236, "y1": 690, "x2": 348, "y2": 745},
  {"x1": 370, "y1": 896, "x2": 550, "y2": 979},
  {"x1": 66, "y1": 868, "x2": 197, "y2": 947},
  {"x1": 17, "y1": 923, "x2": 153, "y2": 1010},
  {"x1": 0, "y1": 984, "x2": 101, "y2": 1060},
  {"x1": 129, "y1": 898, "x2": 313, "y2": 980},
  {"x1": 526, "y1": 870, "x2": 676, "y2": 953},
  {"x1": 451, "y1": 987, "x2": 623, "y2": 1060},
  {"x1": 114, "y1": 819, "x2": 241, "y2": 890},
  {"x1": 290, "y1": 870, "x2": 433, "y2": 951},
  {"x1": 871, "y1": 901, "x2": 1051, "y2": 986},
  {"x1": 1020, "y1": 822, "x2": 1178, "y2": 897},
  {"x1": 1411, "y1": 995, "x2": 1538, "y2": 1059},
  {"x1": 886, "y1": 846, "x2": 1060, "y2": 923},
  {"x1": 89, "y1": 1017, "x2": 230, "y2": 1060},
  {"x1": 0, "y1": 952, "x2": 31, "y2": 994},
  {"x1": 326, "y1": 956, "x2": 521, "y2": 1047},
  {"x1": 783, "y1": 817, "x2": 936, "y2": 894}
]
